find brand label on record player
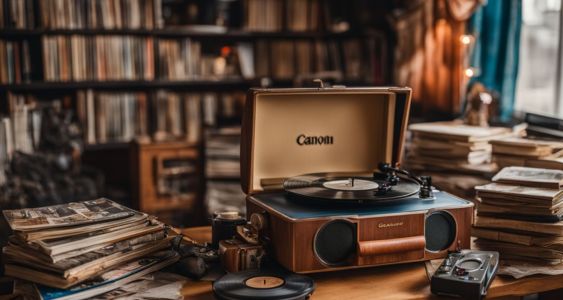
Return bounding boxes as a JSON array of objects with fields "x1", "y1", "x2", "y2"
[
  {"x1": 378, "y1": 222, "x2": 404, "y2": 228},
  {"x1": 296, "y1": 134, "x2": 334, "y2": 146}
]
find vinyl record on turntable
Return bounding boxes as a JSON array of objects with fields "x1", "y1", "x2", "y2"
[
  {"x1": 283, "y1": 173, "x2": 420, "y2": 204},
  {"x1": 213, "y1": 269, "x2": 315, "y2": 300}
]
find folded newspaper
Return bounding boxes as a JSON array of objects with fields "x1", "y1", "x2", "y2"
[{"x1": 3, "y1": 198, "x2": 136, "y2": 231}]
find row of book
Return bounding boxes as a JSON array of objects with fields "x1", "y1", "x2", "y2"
[
  {"x1": 155, "y1": 38, "x2": 375, "y2": 81},
  {"x1": 42, "y1": 35, "x2": 154, "y2": 81},
  {"x1": 0, "y1": 40, "x2": 32, "y2": 84},
  {"x1": 7, "y1": 90, "x2": 243, "y2": 147},
  {"x1": 39, "y1": 0, "x2": 163, "y2": 30},
  {"x1": 0, "y1": 94, "x2": 40, "y2": 185},
  {"x1": 252, "y1": 39, "x2": 376, "y2": 80},
  {"x1": 473, "y1": 166, "x2": 563, "y2": 277},
  {"x1": 7, "y1": 35, "x2": 378, "y2": 82},
  {"x1": 1, "y1": 198, "x2": 180, "y2": 299},
  {"x1": 244, "y1": 0, "x2": 283, "y2": 32},
  {"x1": 76, "y1": 89, "x2": 202, "y2": 145},
  {"x1": 244, "y1": 0, "x2": 322, "y2": 32},
  {"x1": 157, "y1": 38, "x2": 202, "y2": 80},
  {"x1": 0, "y1": 0, "x2": 35, "y2": 29}
]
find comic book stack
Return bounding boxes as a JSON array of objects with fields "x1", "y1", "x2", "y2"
[
  {"x1": 1, "y1": 198, "x2": 179, "y2": 299},
  {"x1": 473, "y1": 167, "x2": 563, "y2": 273}
]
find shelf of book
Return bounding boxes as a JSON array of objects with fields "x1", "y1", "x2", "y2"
[
  {"x1": 0, "y1": 0, "x2": 392, "y2": 227},
  {"x1": 0, "y1": 28, "x2": 382, "y2": 39},
  {"x1": 0, "y1": 79, "x2": 256, "y2": 91},
  {"x1": 0, "y1": 79, "x2": 372, "y2": 92}
]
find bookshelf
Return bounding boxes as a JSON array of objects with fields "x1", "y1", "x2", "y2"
[{"x1": 0, "y1": 0, "x2": 390, "y2": 227}]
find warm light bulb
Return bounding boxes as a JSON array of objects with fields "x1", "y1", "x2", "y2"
[
  {"x1": 464, "y1": 68, "x2": 475, "y2": 77},
  {"x1": 460, "y1": 35, "x2": 473, "y2": 45}
]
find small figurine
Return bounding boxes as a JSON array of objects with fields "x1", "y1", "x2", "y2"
[{"x1": 463, "y1": 82, "x2": 494, "y2": 127}]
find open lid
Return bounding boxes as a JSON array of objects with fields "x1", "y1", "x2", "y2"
[{"x1": 241, "y1": 86, "x2": 412, "y2": 194}]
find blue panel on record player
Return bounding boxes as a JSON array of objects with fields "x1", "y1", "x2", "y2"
[{"x1": 249, "y1": 191, "x2": 473, "y2": 220}]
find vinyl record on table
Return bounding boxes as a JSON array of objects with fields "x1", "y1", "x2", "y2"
[
  {"x1": 213, "y1": 269, "x2": 315, "y2": 300},
  {"x1": 283, "y1": 173, "x2": 420, "y2": 204}
]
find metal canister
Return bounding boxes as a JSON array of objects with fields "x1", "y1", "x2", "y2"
[{"x1": 211, "y1": 211, "x2": 246, "y2": 248}]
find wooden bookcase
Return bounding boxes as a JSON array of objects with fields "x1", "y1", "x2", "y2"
[{"x1": 0, "y1": 0, "x2": 392, "y2": 226}]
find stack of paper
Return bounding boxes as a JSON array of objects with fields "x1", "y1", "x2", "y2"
[
  {"x1": 473, "y1": 167, "x2": 563, "y2": 265},
  {"x1": 407, "y1": 121, "x2": 513, "y2": 173},
  {"x1": 490, "y1": 137, "x2": 563, "y2": 169},
  {"x1": 1, "y1": 198, "x2": 179, "y2": 299}
]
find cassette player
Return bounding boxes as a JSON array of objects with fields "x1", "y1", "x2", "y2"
[
  {"x1": 431, "y1": 250, "x2": 500, "y2": 300},
  {"x1": 240, "y1": 85, "x2": 474, "y2": 273}
]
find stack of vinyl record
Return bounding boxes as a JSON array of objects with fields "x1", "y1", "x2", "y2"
[
  {"x1": 473, "y1": 166, "x2": 563, "y2": 266},
  {"x1": 490, "y1": 136, "x2": 563, "y2": 169},
  {"x1": 406, "y1": 121, "x2": 513, "y2": 174},
  {"x1": 1, "y1": 198, "x2": 179, "y2": 299}
]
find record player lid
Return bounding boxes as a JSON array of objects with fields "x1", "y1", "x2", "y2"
[{"x1": 241, "y1": 87, "x2": 412, "y2": 194}]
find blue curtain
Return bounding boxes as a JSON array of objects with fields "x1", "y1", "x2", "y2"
[{"x1": 468, "y1": 0, "x2": 522, "y2": 121}]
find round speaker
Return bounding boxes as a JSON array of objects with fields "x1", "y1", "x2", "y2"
[
  {"x1": 425, "y1": 211, "x2": 456, "y2": 252},
  {"x1": 314, "y1": 219, "x2": 356, "y2": 266}
]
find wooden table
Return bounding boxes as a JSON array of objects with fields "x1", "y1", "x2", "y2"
[{"x1": 182, "y1": 227, "x2": 563, "y2": 300}]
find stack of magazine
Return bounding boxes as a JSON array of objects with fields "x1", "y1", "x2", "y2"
[
  {"x1": 407, "y1": 121, "x2": 513, "y2": 174},
  {"x1": 473, "y1": 167, "x2": 563, "y2": 265},
  {"x1": 1, "y1": 198, "x2": 179, "y2": 300},
  {"x1": 490, "y1": 136, "x2": 563, "y2": 169}
]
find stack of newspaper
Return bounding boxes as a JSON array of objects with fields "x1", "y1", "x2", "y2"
[
  {"x1": 473, "y1": 167, "x2": 563, "y2": 267},
  {"x1": 1, "y1": 198, "x2": 180, "y2": 299},
  {"x1": 490, "y1": 136, "x2": 563, "y2": 169},
  {"x1": 406, "y1": 121, "x2": 513, "y2": 174}
]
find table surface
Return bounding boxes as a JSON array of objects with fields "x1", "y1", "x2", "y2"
[{"x1": 182, "y1": 226, "x2": 563, "y2": 300}]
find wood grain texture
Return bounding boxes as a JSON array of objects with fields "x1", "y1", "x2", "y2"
[
  {"x1": 246, "y1": 197, "x2": 473, "y2": 273},
  {"x1": 358, "y1": 213, "x2": 425, "y2": 265},
  {"x1": 131, "y1": 142, "x2": 202, "y2": 219},
  {"x1": 182, "y1": 226, "x2": 563, "y2": 300},
  {"x1": 358, "y1": 235, "x2": 426, "y2": 256}
]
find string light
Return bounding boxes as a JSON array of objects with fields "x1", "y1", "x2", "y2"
[
  {"x1": 464, "y1": 68, "x2": 475, "y2": 78},
  {"x1": 460, "y1": 35, "x2": 473, "y2": 45}
]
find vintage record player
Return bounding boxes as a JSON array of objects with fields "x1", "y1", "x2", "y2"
[{"x1": 240, "y1": 86, "x2": 474, "y2": 273}]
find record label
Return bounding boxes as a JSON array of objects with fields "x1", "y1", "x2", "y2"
[
  {"x1": 245, "y1": 276, "x2": 285, "y2": 289},
  {"x1": 322, "y1": 178, "x2": 379, "y2": 191},
  {"x1": 283, "y1": 172, "x2": 420, "y2": 204},
  {"x1": 213, "y1": 269, "x2": 315, "y2": 300}
]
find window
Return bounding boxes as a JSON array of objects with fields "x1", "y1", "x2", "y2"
[{"x1": 515, "y1": 0, "x2": 563, "y2": 118}]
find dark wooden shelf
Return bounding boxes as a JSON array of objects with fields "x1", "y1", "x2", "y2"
[
  {"x1": 0, "y1": 78, "x2": 370, "y2": 92},
  {"x1": 205, "y1": 176, "x2": 241, "y2": 182},
  {"x1": 84, "y1": 142, "x2": 131, "y2": 151},
  {"x1": 0, "y1": 78, "x2": 257, "y2": 91},
  {"x1": 84, "y1": 140, "x2": 201, "y2": 151},
  {"x1": 0, "y1": 28, "x2": 381, "y2": 39}
]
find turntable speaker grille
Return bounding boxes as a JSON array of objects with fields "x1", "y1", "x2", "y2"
[
  {"x1": 314, "y1": 220, "x2": 356, "y2": 266},
  {"x1": 425, "y1": 211, "x2": 457, "y2": 252}
]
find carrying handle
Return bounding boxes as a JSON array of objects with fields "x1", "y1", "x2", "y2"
[{"x1": 358, "y1": 236, "x2": 426, "y2": 256}]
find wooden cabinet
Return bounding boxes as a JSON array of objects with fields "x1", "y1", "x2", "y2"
[{"x1": 131, "y1": 141, "x2": 205, "y2": 226}]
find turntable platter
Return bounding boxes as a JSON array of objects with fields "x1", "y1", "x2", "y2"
[{"x1": 283, "y1": 173, "x2": 420, "y2": 204}]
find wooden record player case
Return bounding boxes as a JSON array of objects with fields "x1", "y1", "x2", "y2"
[{"x1": 239, "y1": 86, "x2": 474, "y2": 273}]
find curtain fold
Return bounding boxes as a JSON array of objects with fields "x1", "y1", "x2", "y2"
[{"x1": 469, "y1": 0, "x2": 522, "y2": 121}]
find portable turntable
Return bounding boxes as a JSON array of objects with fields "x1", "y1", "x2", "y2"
[{"x1": 240, "y1": 86, "x2": 474, "y2": 273}]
